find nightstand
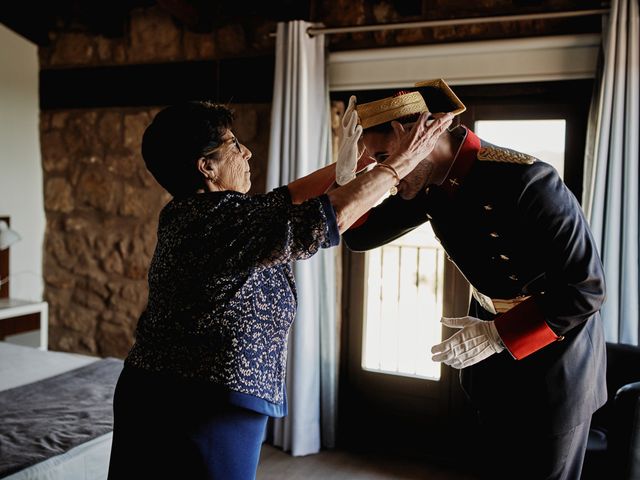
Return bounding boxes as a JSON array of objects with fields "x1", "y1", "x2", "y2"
[{"x1": 0, "y1": 298, "x2": 48, "y2": 350}]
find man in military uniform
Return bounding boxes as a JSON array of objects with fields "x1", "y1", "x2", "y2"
[{"x1": 341, "y1": 84, "x2": 607, "y2": 480}]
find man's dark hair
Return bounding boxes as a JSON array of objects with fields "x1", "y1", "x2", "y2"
[{"x1": 142, "y1": 101, "x2": 234, "y2": 197}]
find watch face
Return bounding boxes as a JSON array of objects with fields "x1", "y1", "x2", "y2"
[{"x1": 414, "y1": 78, "x2": 466, "y2": 116}]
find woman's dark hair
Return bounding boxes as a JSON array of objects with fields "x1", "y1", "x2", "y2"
[{"x1": 142, "y1": 101, "x2": 234, "y2": 197}]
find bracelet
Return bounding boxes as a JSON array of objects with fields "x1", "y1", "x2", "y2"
[{"x1": 375, "y1": 162, "x2": 400, "y2": 195}]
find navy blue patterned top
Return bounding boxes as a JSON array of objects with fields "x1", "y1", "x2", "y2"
[{"x1": 126, "y1": 186, "x2": 340, "y2": 417}]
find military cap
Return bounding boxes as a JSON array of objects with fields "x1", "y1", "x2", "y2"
[{"x1": 356, "y1": 78, "x2": 466, "y2": 129}]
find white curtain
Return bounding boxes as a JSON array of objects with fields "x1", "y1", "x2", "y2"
[
  {"x1": 583, "y1": 0, "x2": 639, "y2": 344},
  {"x1": 266, "y1": 20, "x2": 338, "y2": 456}
]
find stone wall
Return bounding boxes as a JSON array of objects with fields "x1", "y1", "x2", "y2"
[
  {"x1": 315, "y1": 0, "x2": 602, "y2": 50},
  {"x1": 39, "y1": 6, "x2": 276, "y2": 68},
  {"x1": 41, "y1": 104, "x2": 271, "y2": 357}
]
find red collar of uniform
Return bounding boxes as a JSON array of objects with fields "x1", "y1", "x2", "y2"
[{"x1": 439, "y1": 127, "x2": 481, "y2": 196}]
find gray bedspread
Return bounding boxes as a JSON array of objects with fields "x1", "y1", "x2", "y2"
[{"x1": 0, "y1": 358, "x2": 123, "y2": 477}]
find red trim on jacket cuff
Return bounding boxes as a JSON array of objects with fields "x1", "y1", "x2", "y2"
[{"x1": 493, "y1": 297, "x2": 559, "y2": 360}]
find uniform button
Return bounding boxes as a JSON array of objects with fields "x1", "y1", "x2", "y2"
[
  {"x1": 556, "y1": 335, "x2": 565, "y2": 342},
  {"x1": 426, "y1": 213, "x2": 432, "y2": 221},
  {"x1": 449, "y1": 178, "x2": 460, "y2": 187},
  {"x1": 499, "y1": 254, "x2": 510, "y2": 261},
  {"x1": 489, "y1": 232, "x2": 499, "y2": 238},
  {"x1": 508, "y1": 274, "x2": 519, "y2": 281},
  {"x1": 425, "y1": 186, "x2": 431, "y2": 194},
  {"x1": 483, "y1": 204, "x2": 493, "y2": 211}
]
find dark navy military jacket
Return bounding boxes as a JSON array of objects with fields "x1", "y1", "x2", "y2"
[{"x1": 344, "y1": 127, "x2": 607, "y2": 435}]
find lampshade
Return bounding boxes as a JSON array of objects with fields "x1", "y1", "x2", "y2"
[{"x1": 0, "y1": 221, "x2": 21, "y2": 250}]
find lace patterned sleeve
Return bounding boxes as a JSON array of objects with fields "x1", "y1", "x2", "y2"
[{"x1": 210, "y1": 187, "x2": 340, "y2": 271}]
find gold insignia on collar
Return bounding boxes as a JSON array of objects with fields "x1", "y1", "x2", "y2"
[{"x1": 477, "y1": 147, "x2": 536, "y2": 165}]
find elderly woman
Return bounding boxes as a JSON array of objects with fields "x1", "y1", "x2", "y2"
[{"x1": 107, "y1": 100, "x2": 452, "y2": 480}]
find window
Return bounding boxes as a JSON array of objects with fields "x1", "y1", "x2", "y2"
[
  {"x1": 362, "y1": 223, "x2": 445, "y2": 380},
  {"x1": 475, "y1": 120, "x2": 567, "y2": 177}
]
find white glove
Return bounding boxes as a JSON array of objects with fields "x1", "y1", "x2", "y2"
[
  {"x1": 336, "y1": 95, "x2": 363, "y2": 185},
  {"x1": 431, "y1": 316, "x2": 505, "y2": 369}
]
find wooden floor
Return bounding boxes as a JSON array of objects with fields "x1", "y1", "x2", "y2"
[{"x1": 257, "y1": 445, "x2": 479, "y2": 480}]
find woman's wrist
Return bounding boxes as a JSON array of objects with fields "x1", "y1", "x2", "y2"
[
  {"x1": 373, "y1": 162, "x2": 400, "y2": 195},
  {"x1": 374, "y1": 163, "x2": 400, "y2": 184},
  {"x1": 383, "y1": 153, "x2": 418, "y2": 179}
]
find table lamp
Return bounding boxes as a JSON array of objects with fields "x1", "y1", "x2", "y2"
[{"x1": 0, "y1": 220, "x2": 20, "y2": 251}]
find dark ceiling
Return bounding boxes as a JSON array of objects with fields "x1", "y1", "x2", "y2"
[{"x1": 0, "y1": 0, "x2": 311, "y2": 45}]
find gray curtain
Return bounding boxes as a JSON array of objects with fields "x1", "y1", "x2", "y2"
[
  {"x1": 266, "y1": 20, "x2": 338, "y2": 455},
  {"x1": 583, "y1": 0, "x2": 639, "y2": 345}
]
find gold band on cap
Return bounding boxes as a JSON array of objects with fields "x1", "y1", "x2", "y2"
[{"x1": 356, "y1": 92, "x2": 428, "y2": 129}]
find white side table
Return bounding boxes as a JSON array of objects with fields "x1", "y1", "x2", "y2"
[{"x1": 0, "y1": 298, "x2": 48, "y2": 350}]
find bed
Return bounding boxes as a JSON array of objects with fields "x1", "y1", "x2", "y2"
[{"x1": 0, "y1": 342, "x2": 123, "y2": 480}]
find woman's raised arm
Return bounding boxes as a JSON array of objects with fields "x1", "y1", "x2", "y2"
[{"x1": 328, "y1": 112, "x2": 452, "y2": 233}]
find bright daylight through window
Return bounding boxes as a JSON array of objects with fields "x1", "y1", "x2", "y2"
[
  {"x1": 476, "y1": 120, "x2": 566, "y2": 177},
  {"x1": 363, "y1": 224, "x2": 444, "y2": 380}
]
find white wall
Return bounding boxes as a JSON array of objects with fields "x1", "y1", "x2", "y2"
[
  {"x1": 0, "y1": 24, "x2": 44, "y2": 301},
  {"x1": 329, "y1": 34, "x2": 600, "y2": 91}
]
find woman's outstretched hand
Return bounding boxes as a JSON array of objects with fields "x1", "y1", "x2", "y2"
[
  {"x1": 327, "y1": 110, "x2": 453, "y2": 233},
  {"x1": 386, "y1": 112, "x2": 453, "y2": 178}
]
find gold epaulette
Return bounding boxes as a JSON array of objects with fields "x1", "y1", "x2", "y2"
[{"x1": 477, "y1": 146, "x2": 536, "y2": 165}]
